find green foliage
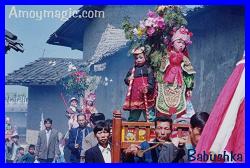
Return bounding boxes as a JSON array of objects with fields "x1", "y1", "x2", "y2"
[
  {"x1": 61, "y1": 70, "x2": 88, "y2": 97},
  {"x1": 122, "y1": 6, "x2": 188, "y2": 71}
]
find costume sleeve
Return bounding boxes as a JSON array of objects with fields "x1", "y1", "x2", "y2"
[
  {"x1": 124, "y1": 68, "x2": 132, "y2": 86},
  {"x1": 183, "y1": 72, "x2": 194, "y2": 90},
  {"x1": 156, "y1": 55, "x2": 169, "y2": 83},
  {"x1": 182, "y1": 56, "x2": 195, "y2": 90},
  {"x1": 159, "y1": 55, "x2": 170, "y2": 72},
  {"x1": 147, "y1": 66, "x2": 155, "y2": 94}
]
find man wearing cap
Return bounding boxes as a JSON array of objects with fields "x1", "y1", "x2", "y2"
[
  {"x1": 80, "y1": 113, "x2": 105, "y2": 162},
  {"x1": 6, "y1": 134, "x2": 20, "y2": 163}
]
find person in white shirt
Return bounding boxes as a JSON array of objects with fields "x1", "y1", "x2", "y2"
[
  {"x1": 85, "y1": 121, "x2": 111, "y2": 163},
  {"x1": 36, "y1": 118, "x2": 60, "y2": 163}
]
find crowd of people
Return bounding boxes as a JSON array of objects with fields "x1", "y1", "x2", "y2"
[{"x1": 5, "y1": 110, "x2": 210, "y2": 163}]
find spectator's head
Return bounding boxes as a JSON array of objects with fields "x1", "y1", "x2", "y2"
[
  {"x1": 154, "y1": 116, "x2": 173, "y2": 142},
  {"x1": 28, "y1": 144, "x2": 35, "y2": 154},
  {"x1": 77, "y1": 114, "x2": 87, "y2": 128},
  {"x1": 94, "y1": 121, "x2": 110, "y2": 147},
  {"x1": 44, "y1": 118, "x2": 52, "y2": 130},
  {"x1": 18, "y1": 147, "x2": 24, "y2": 155},
  {"x1": 90, "y1": 113, "x2": 105, "y2": 128},
  {"x1": 189, "y1": 112, "x2": 209, "y2": 146}
]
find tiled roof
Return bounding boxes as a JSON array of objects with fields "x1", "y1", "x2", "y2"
[
  {"x1": 47, "y1": 6, "x2": 105, "y2": 51},
  {"x1": 6, "y1": 58, "x2": 84, "y2": 86},
  {"x1": 88, "y1": 24, "x2": 128, "y2": 66}
]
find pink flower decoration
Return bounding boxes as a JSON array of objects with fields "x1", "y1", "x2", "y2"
[
  {"x1": 155, "y1": 16, "x2": 165, "y2": 29},
  {"x1": 73, "y1": 71, "x2": 86, "y2": 79},
  {"x1": 147, "y1": 27, "x2": 155, "y2": 36},
  {"x1": 147, "y1": 10, "x2": 157, "y2": 18}
]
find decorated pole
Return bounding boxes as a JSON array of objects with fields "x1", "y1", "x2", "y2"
[
  {"x1": 112, "y1": 110, "x2": 122, "y2": 163},
  {"x1": 126, "y1": 67, "x2": 135, "y2": 97},
  {"x1": 141, "y1": 70, "x2": 149, "y2": 122}
]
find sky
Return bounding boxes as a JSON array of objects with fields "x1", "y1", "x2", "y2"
[
  {"x1": 5, "y1": 5, "x2": 83, "y2": 94},
  {"x1": 5, "y1": 5, "x2": 201, "y2": 94}
]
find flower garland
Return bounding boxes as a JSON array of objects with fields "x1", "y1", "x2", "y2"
[{"x1": 122, "y1": 5, "x2": 188, "y2": 72}]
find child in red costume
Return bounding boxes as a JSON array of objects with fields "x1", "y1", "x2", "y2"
[
  {"x1": 123, "y1": 46, "x2": 156, "y2": 122},
  {"x1": 156, "y1": 26, "x2": 196, "y2": 119}
]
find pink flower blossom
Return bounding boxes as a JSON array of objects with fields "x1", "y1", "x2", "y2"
[
  {"x1": 155, "y1": 16, "x2": 165, "y2": 29},
  {"x1": 147, "y1": 27, "x2": 155, "y2": 36},
  {"x1": 145, "y1": 18, "x2": 156, "y2": 27},
  {"x1": 147, "y1": 10, "x2": 157, "y2": 18},
  {"x1": 74, "y1": 71, "x2": 86, "y2": 78}
]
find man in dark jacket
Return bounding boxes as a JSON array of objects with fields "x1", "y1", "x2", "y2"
[
  {"x1": 67, "y1": 114, "x2": 92, "y2": 163},
  {"x1": 123, "y1": 116, "x2": 179, "y2": 163},
  {"x1": 158, "y1": 112, "x2": 209, "y2": 163},
  {"x1": 85, "y1": 121, "x2": 111, "y2": 163}
]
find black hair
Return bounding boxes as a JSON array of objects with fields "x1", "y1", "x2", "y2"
[
  {"x1": 154, "y1": 116, "x2": 173, "y2": 129},
  {"x1": 77, "y1": 113, "x2": 86, "y2": 120},
  {"x1": 18, "y1": 147, "x2": 24, "y2": 151},
  {"x1": 28, "y1": 144, "x2": 35, "y2": 150},
  {"x1": 44, "y1": 118, "x2": 52, "y2": 124},
  {"x1": 105, "y1": 119, "x2": 112, "y2": 128},
  {"x1": 93, "y1": 120, "x2": 110, "y2": 135},
  {"x1": 190, "y1": 112, "x2": 209, "y2": 132},
  {"x1": 11, "y1": 135, "x2": 19, "y2": 139},
  {"x1": 90, "y1": 113, "x2": 105, "y2": 125}
]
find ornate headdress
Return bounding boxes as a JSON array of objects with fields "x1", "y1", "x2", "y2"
[
  {"x1": 69, "y1": 97, "x2": 78, "y2": 103},
  {"x1": 171, "y1": 26, "x2": 193, "y2": 45},
  {"x1": 131, "y1": 46, "x2": 145, "y2": 55}
]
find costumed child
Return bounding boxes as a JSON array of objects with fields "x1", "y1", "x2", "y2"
[
  {"x1": 123, "y1": 46, "x2": 156, "y2": 122},
  {"x1": 83, "y1": 93, "x2": 98, "y2": 124},
  {"x1": 66, "y1": 97, "x2": 81, "y2": 129},
  {"x1": 156, "y1": 26, "x2": 196, "y2": 120}
]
